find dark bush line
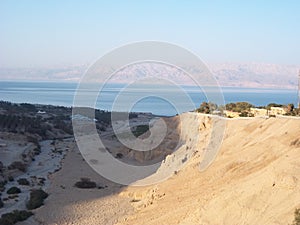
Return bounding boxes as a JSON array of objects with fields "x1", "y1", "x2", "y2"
[{"x1": 196, "y1": 101, "x2": 300, "y2": 116}]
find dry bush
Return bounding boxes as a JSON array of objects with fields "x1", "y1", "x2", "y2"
[{"x1": 74, "y1": 178, "x2": 96, "y2": 189}]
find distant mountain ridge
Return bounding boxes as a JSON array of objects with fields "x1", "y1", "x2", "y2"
[
  {"x1": 209, "y1": 62, "x2": 299, "y2": 89},
  {"x1": 0, "y1": 62, "x2": 299, "y2": 89}
]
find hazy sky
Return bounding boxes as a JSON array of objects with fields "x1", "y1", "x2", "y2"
[{"x1": 1, "y1": 0, "x2": 300, "y2": 68}]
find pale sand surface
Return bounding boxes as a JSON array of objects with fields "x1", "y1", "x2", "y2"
[
  {"x1": 26, "y1": 113, "x2": 300, "y2": 225},
  {"x1": 28, "y1": 143, "x2": 133, "y2": 225}
]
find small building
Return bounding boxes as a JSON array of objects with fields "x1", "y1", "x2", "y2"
[
  {"x1": 269, "y1": 107, "x2": 286, "y2": 116},
  {"x1": 212, "y1": 110, "x2": 222, "y2": 116},
  {"x1": 0, "y1": 143, "x2": 7, "y2": 147},
  {"x1": 37, "y1": 110, "x2": 46, "y2": 114},
  {"x1": 223, "y1": 110, "x2": 240, "y2": 118},
  {"x1": 71, "y1": 114, "x2": 97, "y2": 122},
  {"x1": 250, "y1": 108, "x2": 268, "y2": 117}
]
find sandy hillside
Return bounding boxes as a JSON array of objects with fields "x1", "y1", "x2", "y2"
[
  {"x1": 29, "y1": 113, "x2": 300, "y2": 225},
  {"x1": 117, "y1": 114, "x2": 300, "y2": 225}
]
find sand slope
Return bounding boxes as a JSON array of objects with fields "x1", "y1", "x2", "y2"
[
  {"x1": 116, "y1": 114, "x2": 300, "y2": 225},
  {"x1": 29, "y1": 113, "x2": 300, "y2": 225}
]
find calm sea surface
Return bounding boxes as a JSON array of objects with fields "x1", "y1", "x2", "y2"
[{"x1": 0, "y1": 81, "x2": 297, "y2": 116}]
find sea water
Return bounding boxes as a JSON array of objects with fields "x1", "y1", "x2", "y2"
[{"x1": 0, "y1": 81, "x2": 297, "y2": 116}]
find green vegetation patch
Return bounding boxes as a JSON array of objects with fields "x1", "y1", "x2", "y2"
[
  {"x1": 132, "y1": 125, "x2": 150, "y2": 137},
  {"x1": 225, "y1": 102, "x2": 254, "y2": 112},
  {"x1": 0, "y1": 210, "x2": 33, "y2": 225},
  {"x1": 8, "y1": 161, "x2": 27, "y2": 172},
  {"x1": 26, "y1": 189, "x2": 48, "y2": 210},
  {"x1": 0, "y1": 180, "x2": 7, "y2": 192},
  {"x1": 17, "y1": 178, "x2": 30, "y2": 186},
  {"x1": 7, "y1": 187, "x2": 21, "y2": 195}
]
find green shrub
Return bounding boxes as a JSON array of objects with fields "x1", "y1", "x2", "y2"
[
  {"x1": 266, "y1": 103, "x2": 283, "y2": 110},
  {"x1": 226, "y1": 102, "x2": 253, "y2": 112},
  {"x1": 196, "y1": 102, "x2": 217, "y2": 114},
  {"x1": 26, "y1": 189, "x2": 48, "y2": 210},
  {"x1": 26, "y1": 135, "x2": 39, "y2": 145},
  {"x1": 0, "y1": 161, "x2": 3, "y2": 172},
  {"x1": 292, "y1": 208, "x2": 300, "y2": 225},
  {"x1": 33, "y1": 147, "x2": 41, "y2": 155},
  {"x1": 7, "y1": 187, "x2": 21, "y2": 194},
  {"x1": 0, "y1": 210, "x2": 33, "y2": 225},
  {"x1": 132, "y1": 125, "x2": 150, "y2": 137},
  {"x1": 74, "y1": 178, "x2": 96, "y2": 189},
  {"x1": 8, "y1": 194, "x2": 18, "y2": 200},
  {"x1": 116, "y1": 153, "x2": 123, "y2": 159},
  {"x1": 0, "y1": 180, "x2": 7, "y2": 192},
  {"x1": 17, "y1": 178, "x2": 30, "y2": 186},
  {"x1": 8, "y1": 176, "x2": 14, "y2": 182},
  {"x1": 239, "y1": 111, "x2": 254, "y2": 117},
  {"x1": 8, "y1": 161, "x2": 26, "y2": 172}
]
